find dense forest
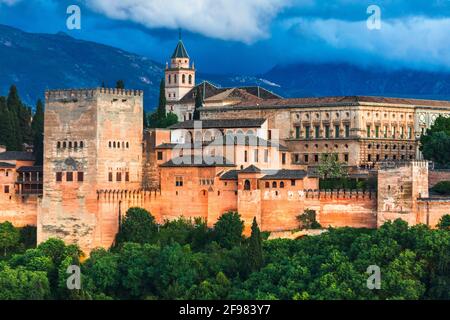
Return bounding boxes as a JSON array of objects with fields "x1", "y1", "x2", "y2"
[
  {"x1": 0, "y1": 209, "x2": 449, "y2": 300},
  {"x1": 0, "y1": 85, "x2": 44, "y2": 164}
]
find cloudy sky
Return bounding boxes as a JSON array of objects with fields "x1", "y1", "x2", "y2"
[{"x1": 0, "y1": 0, "x2": 449, "y2": 74}]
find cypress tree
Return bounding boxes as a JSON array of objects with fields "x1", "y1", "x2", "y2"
[
  {"x1": 157, "y1": 79, "x2": 166, "y2": 120},
  {"x1": 247, "y1": 217, "x2": 264, "y2": 272},
  {"x1": 0, "y1": 97, "x2": 15, "y2": 150},
  {"x1": 116, "y1": 80, "x2": 125, "y2": 89},
  {"x1": 6, "y1": 85, "x2": 23, "y2": 150},
  {"x1": 32, "y1": 99, "x2": 44, "y2": 165},
  {"x1": 193, "y1": 86, "x2": 203, "y2": 120}
]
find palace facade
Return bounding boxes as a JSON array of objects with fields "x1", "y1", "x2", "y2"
[{"x1": 1, "y1": 39, "x2": 450, "y2": 254}]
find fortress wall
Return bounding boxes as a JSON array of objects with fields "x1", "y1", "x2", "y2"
[
  {"x1": 428, "y1": 170, "x2": 450, "y2": 188},
  {"x1": 0, "y1": 194, "x2": 38, "y2": 227},
  {"x1": 417, "y1": 199, "x2": 450, "y2": 228},
  {"x1": 259, "y1": 189, "x2": 377, "y2": 232}
]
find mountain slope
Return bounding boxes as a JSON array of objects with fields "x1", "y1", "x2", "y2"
[{"x1": 0, "y1": 24, "x2": 164, "y2": 109}]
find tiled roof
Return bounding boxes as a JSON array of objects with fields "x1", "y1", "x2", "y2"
[
  {"x1": 169, "y1": 118, "x2": 266, "y2": 129},
  {"x1": 0, "y1": 151, "x2": 35, "y2": 161},
  {"x1": 17, "y1": 166, "x2": 43, "y2": 173},
  {"x1": 160, "y1": 156, "x2": 235, "y2": 167},
  {"x1": 240, "y1": 165, "x2": 261, "y2": 173},
  {"x1": 0, "y1": 162, "x2": 15, "y2": 168},
  {"x1": 260, "y1": 170, "x2": 308, "y2": 180},
  {"x1": 234, "y1": 96, "x2": 450, "y2": 109},
  {"x1": 171, "y1": 40, "x2": 190, "y2": 59},
  {"x1": 220, "y1": 170, "x2": 240, "y2": 180}
]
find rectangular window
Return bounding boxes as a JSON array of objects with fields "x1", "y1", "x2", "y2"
[
  {"x1": 125, "y1": 172, "x2": 130, "y2": 182},
  {"x1": 314, "y1": 154, "x2": 319, "y2": 162},
  {"x1": 66, "y1": 172, "x2": 73, "y2": 182},
  {"x1": 244, "y1": 150, "x2": 248, "y2": 162},
  {"x1": 384, "y1": 126, "x2": 388, "y2": 138},
  {"x1": 282, "y1": 153, "x2": 286, "y2": 165},
  {"x1": 408, "y1": 127, "x2": 413, "y2": 139},
  {"x1": 325, "y1": 126, "x2": 330, "y2": 138},
  {"x1": 367, "y1": 125, "x2": 371, "y2": 138},
  {"x1": 264, "y1": 149, "x2": 269, "y2": 163},
  {"x1": 335, "y1": 125, "x2": 340, "y2": 138},
  {"x1": 268, "y1": 130, "x2": 272, "y2": 140},
  {"x1": 108, "y1": 172, "x2": 113, "y2": 182},
  {"x1": 295, "y1": 126, "x2": 300, "y2": 139},
  {"x1": 345, "y1": 125, "x2": 350, "y2": 138},
  {"x1": 77, "y1": 172, "x2": 84, "y2": 182},
  {"x1": 56, "y1": 172, "x2": 62, "y2": 182},
  {"x1": 315, "y1": 126, "x2": 320, "y2": 138},
  {"x1": 375, "y1": 126, "x2": 380, "y2": 138},
  {"x1": 4, "y1": 185, "x2": 9, "y2": 194},
  {"x1": 392, "y1": 126, "x2": 396, "y2": 138},
  {"x1": 294, "y1": 154, "x2": 299, "y2": 163},
  {"x1": 304, "y1": 154, "x2": 309, "y2": 163},
  {"x1": 176, "y1": 176, "x2": 183, "y2": 187},
  {"x1": 305, "y1": 126, "x2": 310, "y2": 139},
  {"x1": 157, "y1": 152, "x2": 163, "y2": 161},
  {"x1": 116, "y1": 172, "x2": 122, "y2": 182},
  {"x1": 344, "y1": 154, "x2": 349, "y2": 162},
  {"x1": 254, "y1": 150, "x2": 259, "y2": 162},
  {"x1": 400, "y1": 127, "x2": 404, "y2": 139},
  {"x1": 291, "y1": 180, "x2": 296, "y2": 186}
]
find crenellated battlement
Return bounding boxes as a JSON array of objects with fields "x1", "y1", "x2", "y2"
[
  {"x1": 257, "y1": 188, "x2": 376, "y2": 201},
  {"x1": 45, "y1": 88, "x2": 143, "y2": 101},
  {"x1": 378, "y1": 160, "x2": 429, "y2": 171}
]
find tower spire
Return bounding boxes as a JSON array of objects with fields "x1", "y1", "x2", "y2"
[{"x1": 178, "y1": 28, "x2": 182, "y2": 41}]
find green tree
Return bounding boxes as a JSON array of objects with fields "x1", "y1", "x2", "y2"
[
  {"x1": 0, "y1": 222, "x2": 20, "y2": 256},
  {"x1": 116, "y1": 208, "x2": 158, "y2": 245},
  {"x1": 213, "y1": 212, "x2": 244, "y2": 249},
  {"x1": 157, "y1": 79, "x2": 166, "y2": 119},
  {"x1": 0, "y1": 265, "x2": 50, "y2": 300},
  {"x1": 0, "y1": 97, "x2": 16, "y2": 150},
  {"x1": 317, "y1": 153, "x2": 348, "y2": 179},
  {"x1": 437, "y1": 215, "x2": 450, "y2": 230},
  {"x1": 420, "y1": 116, "x2": 450, "y2": 167},
  {"x1": 297, "y1": 209, "x2": 322, "y2": 230},
  {"x1": 193, "y1": 86, "x2": 203, "y2": 120},
  {"x1": 32, "y1": 99, "x2": 44, "y2": 165},
  {"x1": 247, "y1": 217, "x2": 264, "y2": 272},
  {"x1": 6, "y1": 85, "x2": 23, "y2": 150},
  {"x1": 116, "y1": 80, "x2": 125, "y2": 89}
]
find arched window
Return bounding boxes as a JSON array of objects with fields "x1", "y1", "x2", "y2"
[
  {"x1": 244, "y1": 180, "x2": 251, "y2": 191},
  {"x1": 117, "y1": 141, "x2": 120, "y2": 148},
  {"x1": 113, "y1": 142, "x2": 116, "y2": 148},
  {"x1": 63, "y1": 142, "x2": 67, "y2": 148},
  {"x1": 272, "y1": 181, "x2": 277, "y2": 188},
  {"x1": 265, "y1": 182, "x2": 270, "y2": 188},
  {"x1": 109, "y1": 141, "x2": 112, "y2": 148},
  {"x1": 168, "y1": 75, "x2": 171, "y2": 84},
  {"x1": 174, "y1": 74, "x2": 177, "y2": 83},
  {"x1": 80, "y1": 141, "x2": 84, "y2": 148},
  {"x1": 57, "y1": 142, "x2": 61, "y2": 149},
  {"x1": 126, "y1": 142, "x2": 129, "y2": 149},
  {"x1": 189, "y1": 75, "x2": 192, "y2": 84},
  {"x1": 182, "y1": 74, "x2": 186, "y2": 84},
  {"x1": 280, "y1": 182, "x2": 285, "y2": 188},
  {"x1": 74, "y1": 141, "x2": 78, "y2": 149}
]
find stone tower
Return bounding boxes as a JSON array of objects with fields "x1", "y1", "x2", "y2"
[
  {"x1": 165, "y1": 35, "x2": 195, "y2": 103},
  {"x1": 38, "y1": 88, "x2": 143, "y2": 254},
  {"x1": 376, "y1": 161, "x2": 429, "y2": 227}
]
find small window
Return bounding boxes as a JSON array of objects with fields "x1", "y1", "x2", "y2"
[
  {"x1": 244, "y1": 180, "x2": 251, "y2": 191},
  {"x1": 80, "y1": 141, "x2": 84, "y2": 148},
  {"x1": 272, "y1": 181, "x2": 277, "y2": 188},
  {"x1": 291, "y1": 180, "x2": 296, "y2": 186},
  {"x1": 282, "y1": 153, "x2": 286, "y2": 165},
  {"x1": 77, "y1": 172, "x2": 84, "y2": 182},
  {"x1": 126, "y1": 142, "x2": 129, "y2": 149},
  {"x1": 4, "y1": 185, "x2": 10, "y2": 194},
  {"x1": 125, "y1": 172, "x2": 129, "y2": 182},
  {"x1": 116, "y1": 172, "x2": 122, "y2": 182},
  {"x1": 109, "y1": 141, "x2": 112, "y2": 148},
  {"x1": 56, "y1": 172, "x2": 63, "y2": 182},
  {"x1": 108, "y1": 172, "x2": 113, "y2": 182},
  {"x1": 157, "y1": 152, "x2": 163, "y2": 161},
  {"x1": 74, "y1": 141, "x2": 78, "y2": 148},
  {"x1": 176, "y1": 176, "x2": 183, "y2": 187},
  {"x1": 68, "y1": 142, "x2": 72, "y2": 149},
  {"x1": 57, "y1": 142, "x2": 61, "y2": 149},
  {"x1": 280, "y1": 182, "x2": 285, "y2": 188},
  {"x1": 66, "y1": 172, "x2": 73, "y2": 182},
  {"x1": 63, "y1": 142, "x2": 67, "y2": 148},
  {"x1": 265, "y1": 181, "x2": 270, "y2": 188}
]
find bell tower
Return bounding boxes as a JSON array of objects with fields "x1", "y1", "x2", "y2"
[{"x1": 165, "y1": 33, "x2": 196, "y2": 103}]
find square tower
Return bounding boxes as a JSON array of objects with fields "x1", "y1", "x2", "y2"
[{"x1": 38, "y1": 88, "x2": 143, "y2": 253}]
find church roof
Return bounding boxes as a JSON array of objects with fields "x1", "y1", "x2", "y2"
[
  {"x1": 240, "y1": 165, "x2": 261, "y2": 173},
  {"x1": 171, "y1": 40, "x2": 190, "y2": 59}
]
